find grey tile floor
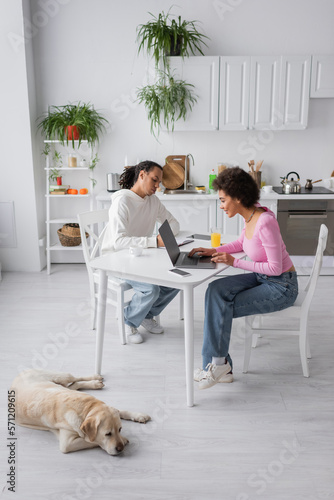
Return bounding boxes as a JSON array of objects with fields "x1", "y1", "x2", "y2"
[{"x1": 0, "y1": 264, "x2": 333, "y2": 500}]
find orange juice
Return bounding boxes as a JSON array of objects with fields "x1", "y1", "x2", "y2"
[{"x1": 211, "y1": 232, "x2": 221, "y2": 248}]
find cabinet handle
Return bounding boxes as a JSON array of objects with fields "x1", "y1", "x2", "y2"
[{"x1": 288, "y1": 214, "x2": 327, "y2": 219}]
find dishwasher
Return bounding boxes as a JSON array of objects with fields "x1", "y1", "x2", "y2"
[{"x1": 277, "y1": 199, "x2": 334, "y2": 255}]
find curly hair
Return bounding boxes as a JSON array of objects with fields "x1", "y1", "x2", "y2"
[
  {"x1": 212, "y1": 167, "x2": 260, "y2": 208},
  {"x1": 119, "y1": 160, "x2": 163, "y2": 190}
]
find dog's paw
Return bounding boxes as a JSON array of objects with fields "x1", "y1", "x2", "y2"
[
  {"x1": 94, "y1": 374, "x2": 104, "y2": 382},
  {"x1": 135, "y1": 413, "x2": 151, "y2": 424},
  {"x1": 92, "y1": 380, "x2": 104, "y2": 389}
]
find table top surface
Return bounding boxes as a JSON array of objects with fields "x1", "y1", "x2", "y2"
[{"x1": 90, "y1": 233, "x2": 245, "y2": 289}]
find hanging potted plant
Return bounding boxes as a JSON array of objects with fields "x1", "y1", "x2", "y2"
[
  {"x1": 137, "y1": 70, "x2": 197, "y2": 136},
  {"x1": 37, "y1": 101, "x2": 109, "y2": 147},
  {"x1": 136, "y1": 9, "x2": 208, "y2": 136},
  {"x1": 136, "y1": 8, "x2": 209, "y2": 70}
]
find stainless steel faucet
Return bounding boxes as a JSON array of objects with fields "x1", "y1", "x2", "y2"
[{"x1": 185, "y1": 154, "x2": 194, "y2": 191}]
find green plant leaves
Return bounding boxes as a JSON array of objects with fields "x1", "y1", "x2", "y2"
[
  {"x1": 37, "y1": 101, "x2": 108, "y2": 147},
  {"x1": 136, "y1": 8, "x2": 209, "y2": 69},
  {"x1": 136, "y1": 9, "x2": 208, "y2": 137},
  {"x1": 137, "y1": 71, "x2": 197, "y2": 137}
]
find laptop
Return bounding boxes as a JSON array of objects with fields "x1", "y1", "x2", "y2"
[{"x1": 159, "y1": 220, "x2": 216, "y2": 269}]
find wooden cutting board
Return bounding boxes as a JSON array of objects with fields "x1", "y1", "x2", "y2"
[
  {"x1": 162, "y1": 161, "x2": 184, "y2": 189},
  {"x1": 162, "y1": 155, "x2": 187, "y2": 189}
]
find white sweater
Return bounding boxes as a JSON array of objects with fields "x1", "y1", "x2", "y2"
[{"x1": 101, "y1": 190, "x2": 179, "y2": 253}]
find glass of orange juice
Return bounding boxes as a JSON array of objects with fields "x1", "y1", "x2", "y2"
[{"x1": 211, "y1": 228, "x2": 221, "y2": 248}]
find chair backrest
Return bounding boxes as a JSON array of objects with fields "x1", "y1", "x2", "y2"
[
  {"x1": 302, "y1": 224, "x2": 328, "y2": 311},
  {"x1": 78, "y1": 209, "x2": 109, "y2": 266}
]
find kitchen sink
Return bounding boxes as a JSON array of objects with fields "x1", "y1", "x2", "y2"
[{"x1": 163, "y1": 189, "x2": 206, "y2": 195}]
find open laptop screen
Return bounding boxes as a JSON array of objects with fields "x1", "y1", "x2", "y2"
[{"x1": 158, "y1": 220, "x2": 180, "y2": 266}]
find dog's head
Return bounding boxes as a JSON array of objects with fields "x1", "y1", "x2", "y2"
[{"x1": 80, "y1": 406, "x2": 128, "y2": 455}]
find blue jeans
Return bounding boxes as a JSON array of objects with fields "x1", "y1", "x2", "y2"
[
  {"x1": 202, "y1": 271, "x2": 299, "y2": 369},
  {"x1": 124, "y1": 280, "x2": 179, "y2": 328}
]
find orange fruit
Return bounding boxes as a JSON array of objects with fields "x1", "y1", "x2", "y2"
[
  {"x1": 67, "y1": 189, "x2": 78, "y2": 195},
  {"x1": 79, "y1": 188, "x2": 88, "y2": 195}
]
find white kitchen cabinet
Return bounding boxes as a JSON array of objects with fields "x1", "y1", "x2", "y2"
[
  {"x1": 45, "y1": 140, "x2": 94, "y2": 274},
  {"x1": 167, "y1": 56, "x2": 220, "y2": 131},
  {"x1": 219, "y1": 56, "x2": 250, "y2": 130},
  {"x1": 310, "y1": 55, "x2": 334, "y2": 98},
  {"x1": 170, "y1": 55, "x2": 310, "y2": 132},
  {"x1": 96, "y1": 191, "x2": 218, "y2": 234},
  {"x1": 216, "y1": 210, "x2": 243, "y2": 235},
  {"x1": 249, "y1": 56, "x2": 281, "y2": 130},
  {"x1": 249, "y1": 55, "x2": 310, "y2": 130},
  {"x1": 159, "y1": 196, "x2": 217, "y2": 232},
  {"x1": 280, "y1": 55, "x2": 311, "y2": 129}
]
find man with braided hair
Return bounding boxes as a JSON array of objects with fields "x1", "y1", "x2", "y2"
[{"x1": 102, "y1": 161, "x2": 180, "y2": 344}]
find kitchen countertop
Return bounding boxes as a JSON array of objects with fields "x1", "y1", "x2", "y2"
[{"x1": 96, "y1": 189, "x2": 334, "y2": 202}]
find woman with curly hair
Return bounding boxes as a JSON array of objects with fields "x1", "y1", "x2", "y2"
[
  {"x1": 189, "y1": 167, "x2": 298, "y2": 389},
  {"x1": 102, "y1": 160, "x2": 180, "y2": 344}
]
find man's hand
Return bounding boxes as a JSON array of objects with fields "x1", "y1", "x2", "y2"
[
  {"x1": 157, "y1": 234, "x2": 165, "y2": 247},
  {"x1": 188, "y1": 247, "x2": 216, "y2": 257},
  {"x1": 211, "y1": 252, "x2": 235, "y2": 266}
]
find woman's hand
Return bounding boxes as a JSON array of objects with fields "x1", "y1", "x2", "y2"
[
  {"x1": 188, "y1": 247, "x2": 216, "y2": 257},
  {"x1": 211, "y1": 252, "x2": 235, "y2": 266}
]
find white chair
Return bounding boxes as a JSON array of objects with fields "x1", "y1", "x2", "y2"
[
  {"x1": 243, "y1": 224, "x2": 328, "y2": 377},
  {"x1": 78, "y1": 209, "x2": 133, "y2": 345}
]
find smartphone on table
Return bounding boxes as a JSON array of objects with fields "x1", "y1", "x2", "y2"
[{"x1": 169, "y1": 268, "x2": 191, "y2": 277}]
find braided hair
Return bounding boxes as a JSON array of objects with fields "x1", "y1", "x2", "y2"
[{"x1": 119, "y1": 160, "x2": 163, "y2": 190}]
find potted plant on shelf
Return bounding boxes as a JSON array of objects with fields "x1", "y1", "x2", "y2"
[
  {"x1": 37, "y1": 101, "x2": 109, "y2": 147},
  {"x1": 137, "y1": 70, "x2": 197, "y2": 136},
  {"x1": 49, "y1": 150, "x2": 64, "y2": 187},
  {"x1": 136, "y1": 8, "x2": 209, "y2": 70},
  {"x1": 89, "y1": 153, "x2": 100, "y2": 188}
]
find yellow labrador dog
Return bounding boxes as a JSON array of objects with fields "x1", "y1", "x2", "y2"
[{"x1": 11, "y1": 369, "x2": 150, "y2": 455}]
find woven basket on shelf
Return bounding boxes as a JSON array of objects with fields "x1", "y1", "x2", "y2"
[{"x1": 57, "y1": 223, "x2": 88, "y2": 247}]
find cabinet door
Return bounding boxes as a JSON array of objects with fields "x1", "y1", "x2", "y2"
[
  {"x1": 249, "y1": 56, "x2": 281, "y2": 130},
  {"x1": 219, "y1": 56, "x2": 250, "y2": 130},
  {"x1": 160, "y1": 198, "x2": 217, "y2": 232},
  {"x1": 167, "y1": 56, "x2": 220, "y2": 131},
  {"x1": 217, "y1": 210, "x2": 243, "y2": 236},
  {"x1": 280, "y1": 55, "x2": 311, "y2": 129},
  {"x1": 310, "y1": 55, "x2": 334, "y2": 98}
]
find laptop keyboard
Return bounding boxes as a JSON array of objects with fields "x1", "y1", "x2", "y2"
[{"x1": 180, "y1": 254, "x2": 199, "y2": 266}]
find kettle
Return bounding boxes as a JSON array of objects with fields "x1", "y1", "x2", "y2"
[
  {"x1": 107, "y1": 173, "x2": 121, "y2": 192},
  {"x1": 280, "y1": 171, "x2": 301, "y2": 194}
]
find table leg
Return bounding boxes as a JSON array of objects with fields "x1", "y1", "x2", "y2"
[
  {"x1": 183, "y1": 285, "x2": 194, "y2": 407},
  {"x1": 95, "y1": 269, "x2": 108, "y2": 374}
]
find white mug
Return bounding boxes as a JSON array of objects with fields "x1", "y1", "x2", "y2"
[
  {"x1": 129, "y1": 246, "x2": 143, "y2": 257},
  {"x1": 262, "y1": 185, "x2": 273, "y2": 193}
]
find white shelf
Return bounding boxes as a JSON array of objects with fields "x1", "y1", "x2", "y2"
[
  {"x1": 44, "y1": 140, "x2": 88, "y2": 144},
  {"x1": 47, "y1": 244, "x2": 84, "y2": 251},
  {"x1": 47, "y1": 218, "x2": 80, "y2": 224},
  {"x1": 45, "y1": 141, "x2": 94, "y2": 274},
  {"x1": 46, "y1": 194, "x2": 91, "y2": 198},
  {"x1": 45, "y1": 167, "x2": 90, "y2": 171}
]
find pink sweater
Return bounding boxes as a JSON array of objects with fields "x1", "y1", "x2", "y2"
[{"x1": 216, "y1": 206, "x2": 294, "y2": 276}]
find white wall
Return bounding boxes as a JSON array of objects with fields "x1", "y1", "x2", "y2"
[
  {"x1": 2, "y1": 0, "x2": 334, "y2": 270},
  {"x1": 0, "y1": 0, "x2": 42, "y2": 271},
  {"x1": 30, "y1": 0, "x2": 334, "y2": 188}
]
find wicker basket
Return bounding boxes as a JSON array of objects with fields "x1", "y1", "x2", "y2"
[{"x1": 57, "y1": 223, "x2": 88, "y2": 247}]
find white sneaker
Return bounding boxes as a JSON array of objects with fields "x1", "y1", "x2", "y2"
[
  {"x1": 198, "y1": 362, "x2": 232, "y2": 390},
  {"x1": 194, "y1": 367, "x2": 233, "y2": 383},
  {"x1": 125, "y1": 325, "x2": 144, "y2": 344},
  {"x1": 141, "y1": 318, "x2": 164, "y2": 334}
]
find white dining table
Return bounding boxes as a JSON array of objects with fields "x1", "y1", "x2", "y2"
[{"x1": 90, "y1": 233, "x2": 245, "y2": 407}]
